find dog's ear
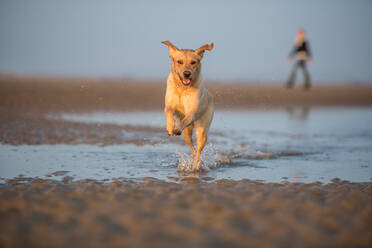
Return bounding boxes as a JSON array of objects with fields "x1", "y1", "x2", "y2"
[
  {"x1": 161, "y1": 40, "x2": 178, "y2": 60},
  {"x1": 195, "y1": 43, "x2": 214, "y2": 58}
]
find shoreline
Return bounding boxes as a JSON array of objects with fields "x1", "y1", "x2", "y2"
[{"x1": 1, "y1": 75, "x2": 372, "y2": 114}]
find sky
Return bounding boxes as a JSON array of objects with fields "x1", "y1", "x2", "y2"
[{"x1": 0, "y1": 0, "x2": 372, "y2": 83}]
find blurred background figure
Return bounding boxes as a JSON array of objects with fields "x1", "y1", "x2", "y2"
[{"x1": 287, "y1": 28, "x2": 312, "y2": 90}]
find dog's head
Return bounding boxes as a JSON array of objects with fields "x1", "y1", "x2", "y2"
[{"x1": 162, "y1": 41, "x2": 214, "y2": 86}]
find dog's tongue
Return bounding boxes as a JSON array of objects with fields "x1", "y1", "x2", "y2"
[{"x1": 183, "y1": 78, "x2": 190, "y2": 84}]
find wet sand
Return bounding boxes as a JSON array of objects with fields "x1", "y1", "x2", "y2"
[
  {"x1": 1, "y1": 177, "x2": 372, "y2": 248},
  {"x1": 1, "y1": 75, "x2": 372, "y2": 247}
]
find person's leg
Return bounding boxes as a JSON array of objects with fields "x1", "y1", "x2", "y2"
[
  {"x1": 300, "y1": 60, "x2": 311, "y2": 90},
  {"x1": 287, "y1": 61, "x2": 298, "y2": 88}
]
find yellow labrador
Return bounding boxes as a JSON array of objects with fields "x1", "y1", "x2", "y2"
[{"x1": 162, "y1": 40, "x2": 214, "y2": 171}]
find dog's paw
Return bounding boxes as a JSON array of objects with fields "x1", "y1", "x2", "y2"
[
  {"x1": 191, "y1": 160, "x2": 201, "y2": 171},
  {"x1": 167, "y1": 130, "x2": 173, "y2": 136},
  {"x1": 172, "y1": 128, "x2": 182, "y2": 136}
]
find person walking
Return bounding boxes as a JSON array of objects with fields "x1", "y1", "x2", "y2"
[{"x1": 287, "y1": 28, "x2": 312, "y2": 90}]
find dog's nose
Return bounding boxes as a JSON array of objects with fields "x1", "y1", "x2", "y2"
[{"x1": 183, "y1": 71, "x2": 191, "y2": 78}]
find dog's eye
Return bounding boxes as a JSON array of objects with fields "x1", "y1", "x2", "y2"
[
  {"x1": 177, "y1": 60, "x2": 183, "y2": 64},
  {"x1": 191, "y1": 60, "x2": 196, "y2": 65}
]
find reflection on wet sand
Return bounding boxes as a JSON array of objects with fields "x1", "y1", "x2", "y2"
[{"x1": 285, "y1": 105, "x2": 310, "y2": 125}]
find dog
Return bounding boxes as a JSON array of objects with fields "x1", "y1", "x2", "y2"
[{"x1": 162, "y1": 40, "x2": 214, "y2": 171}]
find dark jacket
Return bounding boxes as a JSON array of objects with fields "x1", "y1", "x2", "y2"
[{"x1": 289, "y1": 41, "x2": 312, "y2": 59}]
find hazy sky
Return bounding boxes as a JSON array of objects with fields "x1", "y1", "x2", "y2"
[{"x1": 1, "y1": 0, "x2": 372, "y2": 82}]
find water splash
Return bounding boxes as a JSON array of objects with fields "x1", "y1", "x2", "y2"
[
  {"x1": 176, "y1": 143, "x2": 220, "y2": 172},
  {"x1": 174, "y1": 142, "x2": 306, "y2": 173}
]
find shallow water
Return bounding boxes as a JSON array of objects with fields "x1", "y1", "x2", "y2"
[{"x1": 1, "y1": 107, "x2": 372, "y2": 183}]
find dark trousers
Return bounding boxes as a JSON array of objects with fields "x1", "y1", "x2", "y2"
[{"x1": 287, "y1": 60, "x2": 311, "y2": 89}]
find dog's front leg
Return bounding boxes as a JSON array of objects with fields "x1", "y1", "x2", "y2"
[
  {"x1": 172, "y1": 113, "x2": 195, "y2": 136},
  {"x1": 164, "y1": 107, "x2": 176, "y2": 136},
  {"x1": 173, "y1": 97, "x2": 198, "y2": 135}
]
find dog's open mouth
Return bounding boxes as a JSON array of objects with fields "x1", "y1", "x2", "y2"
[
  {"x1": 179, "y1": 75, "x2": 192, "y2": 86},
  {"x1": 182, "y1": 78, "x2": 191, "y2": 85},
  {"x1": 177, "y1": 73, "x2": 192, "y2": 86}
]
